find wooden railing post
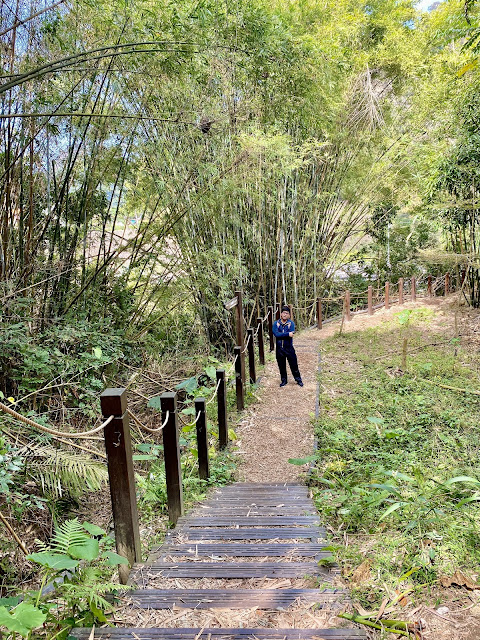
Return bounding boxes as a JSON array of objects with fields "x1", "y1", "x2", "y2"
[
  {"x1": 445, "y1": 272, "x2": 450, "y2": 296},
  {"x1": 194, "y1": 397, "x2": 209, "y2": 481},
  {"x1": 257, "y1": 317, "x2": 265, "y2": 365},
  {"x1": 234, "y1": 346, "x2": 244, "y2": 410},
  {"x1": 385, "y1": 282, "x2": 390, "y2": 310},
  {"x1": 428, "y1": 275, "x2": 432, "y2": 297},
  {"x1": 268, "y1": 306, "x2": 275, "y2": 352},
  {"x1": 411, "y1": 276, "x2": 416, "y2": 301},
  {"x1": 367, "y1": 286, "x2": 373, "y2": 315},
  {"x1": 345, "y1": 290, "x2": 351, "y2": 321},
  {"x1": 160, "y1": 392, "x2": 183, "y2": 525},
  {"x1": 235, "y1": 290, "x2": 246, "y2": 387},
  {"x1": 247, "y1": 327, "x2": 256, "y2": 384},
  {"x1": 100, "y1": 388, "x2": 141, "y2": 584},
  {"x1": 316, "y1": 298, "x2": 323, "y2": 329},
  {"x1": 216, "y1": 369, "x2": 228, "y2": 450},
  {"x1": 398, "y1": 278, "x2": 404, "y2": 305}
]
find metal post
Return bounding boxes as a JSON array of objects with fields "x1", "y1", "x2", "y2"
[
  {"x1": 445, "y1": 272, "x2": 450, "y2": 296},
  {"x1": 268, "y1": 306, "x2": 274, "y2": 352},
  {"x1": 316, "y1": 298, "x2": 322, "y2": 329},
  {"x1": 398, "y1": 278, "x2": 404, "y2": 305},
  {"x1": 411, "y1": 276, "x2": 416, "y2": 301},
  {"x1": 368, "y1": 286, "x2": 373, "y2": 315},
  {"x1": 195, "y1": 397, "x2": 209, "y2": 481},
  {"x1": 216, "y1": 369, "x2": 228, "y2": 450},
  {"x1": 257, "y1": 318, "x2": 265, "y2": 365},
  {"x1": 235, "y1": 290, "x2": 246, "y2": 387},
  {"x1": 247, "y1": 327, "x2": 256, "y2": 384},
  {"x1": 345, "y1": 290, "x2": 351, "y2": 321},
  {"x1": 234, "y1": 346, "x2": 244, "y2": 410},
  {"x1": 160, "y1": 392, "x2": 183, "y2": 525},
  {"x1": 428, "y1": 275, "x2": 432, "y2": 297},
  {"x1": 385, "y1": 282, "x2": 390, "y2": 310},
  {"x1": 100, "y1": 388, "x2": 141, "y2": 584}
]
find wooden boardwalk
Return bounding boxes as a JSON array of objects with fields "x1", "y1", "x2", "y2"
[{"x1": 72, "y1": 483, "x2": 365, "y2": 640}]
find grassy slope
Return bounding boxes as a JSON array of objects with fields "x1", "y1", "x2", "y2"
[{"x1": 312, "y1": 307, "x2": 480, "y2": 606}]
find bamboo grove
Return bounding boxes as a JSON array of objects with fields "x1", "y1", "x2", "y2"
[{"x1": 3, "y1": 0, "x2": 480, "y2": 363}]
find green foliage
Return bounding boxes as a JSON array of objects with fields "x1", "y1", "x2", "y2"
[
  {"x1": 312, "y1": 311, "x2": 480, "y2": 603},
  {"x1": 0, "y1": 519, "x2": 129, "y2": 639},
  {"x1": 0, "y1": 602, "x2": 47, "y2": 638}
]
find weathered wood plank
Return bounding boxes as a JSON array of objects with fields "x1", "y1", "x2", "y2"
[
  {"x1": 180, "y1": 527, "x2": 324, "y2": 540},
  {"x1": 71, "y1": 627, "x2": 366, "y2": 639},
  {"x1": 132, "y1": 561, "x2": 325, "y2": 578},
  {"x1": 127, "y1": 588, "x2": 348, "y2": 609},
  {"x1": 178, "y1": 517, "x2": 320, "y2": 527}
]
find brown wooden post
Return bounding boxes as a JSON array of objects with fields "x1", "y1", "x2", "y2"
[
  {"x1": 247, "y1": 327, "x2": 256, "y2": 384},
  {"x1": 367, "y1": 286, "x2": 373, "y2": 315},
  {"x1": 268, "y1": 306, "x2": 275, "y2": 351},
  {"x1": 398, "y1": 278, "x2": 404, "y2": 305},
  {"x1": 257, "y1": 318, "x2": 265, "y2": 365},
  {"x1": 445, "y1": 272, "x2": 450, "y2": 296},
  {"x1": 194, "y1": 397, "x2": 209, "y2": 481},
  {"x1": 411, "y1": 276, "x2": 416, "y2": 301},
  {"x1": 316, "y1": 298, "x2": 323, "y2": 329},
  {"x1": 216, "y1": 369, "x2": 228, "y2": 450},
  {"x1": 275, "y1": 303, "x2": 280, "y2": 320},
  {"x1": 234, "y1": 346, "x2": 244, "y2": 410},
  {"x1": 160, "y1": 392, "x2": 183, "y2": 525},
  {"x1": 100, "y1": 388, "x2": 141, "y2": 584},
  {"x1": 235, "y1": 290, "x2": 246, "y2": 387},
  {"x1": 345, "y1": 290, "x2": 351, "y2": 321},
  {"x1": 428, "y1": 275, "x2": 432, "y2": 297},
  {"x1": 385, "y1": 282, "x2": 390, "y2": 310}
]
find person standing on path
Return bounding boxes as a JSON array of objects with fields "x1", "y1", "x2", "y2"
[{"x1": 272, "y1": 305, "x2": 303, "y2": 387}]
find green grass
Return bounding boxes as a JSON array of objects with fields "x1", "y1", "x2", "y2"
[{"x1": 311, "y1": 308, "x2": 480, "y2": 605}]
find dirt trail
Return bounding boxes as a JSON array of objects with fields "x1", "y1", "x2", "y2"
[{"x1": 236, "y1": 296, "x2": 454, "y2": 483}]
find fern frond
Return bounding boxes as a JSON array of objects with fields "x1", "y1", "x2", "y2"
[
  {"x1": 49, "y1": 519, "x2": 90, "y2": 554},
  {"x1": 19, "y1": 443, "x2": 108, "y2": 497}
]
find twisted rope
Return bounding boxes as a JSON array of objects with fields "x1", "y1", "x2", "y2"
[
  {"x1": 179, "y1": 410, "x2": 202, "y2": 427},
  {"x1": 127, "y1": 408, "x2": 169, "y2": 433},
  {"x1": 241, "y1": 333, "x2": 251, "y2": 353},
  {"x1": 206, "y1": 378, "x2": 222, "y2": 405},
  {"x1": 0, "y1": 401, "x2": 113, "y2": 438}
]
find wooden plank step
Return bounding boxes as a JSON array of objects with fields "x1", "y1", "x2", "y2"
[
  {"x1": 179, "y1": 517, "x2": 321, "y2": 527},
  {"x1": 209, "y1": 489, "x2": 309, "y2": 500},
  {"x1": 194, "y1": 510, "x2": 317, "y2": 517},
  {"x1": 71, "y1": 627, "x2": 366, "y2": 639},
  {"x1": 211, "y1": 489, "x2": 309, "y2": 500},
  {"x1": 152, "y1": 543, "x2": 329, "y2": 557},
  {"x1": 127, "y1": 588, "x2": 348, "y2": 609},
  {"x1": 204, "y1": 501, "x2": 314, "y2": 507},
  {"x1": 182, "y1": 528, "x2": 324, "y2": 540},
  {"x1": 131, "y1": 562, "x2": 326, "y2": 578}
]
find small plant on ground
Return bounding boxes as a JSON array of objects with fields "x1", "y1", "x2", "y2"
[{"x1": 0, "y1": 519, "x2": 128, "y2": 639}]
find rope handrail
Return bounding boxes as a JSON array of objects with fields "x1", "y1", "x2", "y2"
[
  {"x1": 206, "y1": 377, "x2": 222, "y2": 405},
  {"x1": 225, "y1": 353, "x2": 239, "y2": 377},
  {"x1": 128, "y1": 408, "x2": 169, "y2": 433},
  {"x1": 0, "y1": 401, "x2": 114, "y2": 439},
  {"x1": 292, "y1": 301, "x2": 316, "y2": 310},
  {"x1": 241, "y1": 333, "x2": 251, "y2": 353},
  {"x1": 178, "y1": 410, "x2": 202, "y2": 427}
]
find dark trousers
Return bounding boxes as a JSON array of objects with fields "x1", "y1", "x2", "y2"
[{"x1": 276, "y1": 345, "x2": 301, "y2": 382}]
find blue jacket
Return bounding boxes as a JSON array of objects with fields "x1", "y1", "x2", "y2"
[{"x1": 272, "y1": 319, "x2": 295, "y2": 348}]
